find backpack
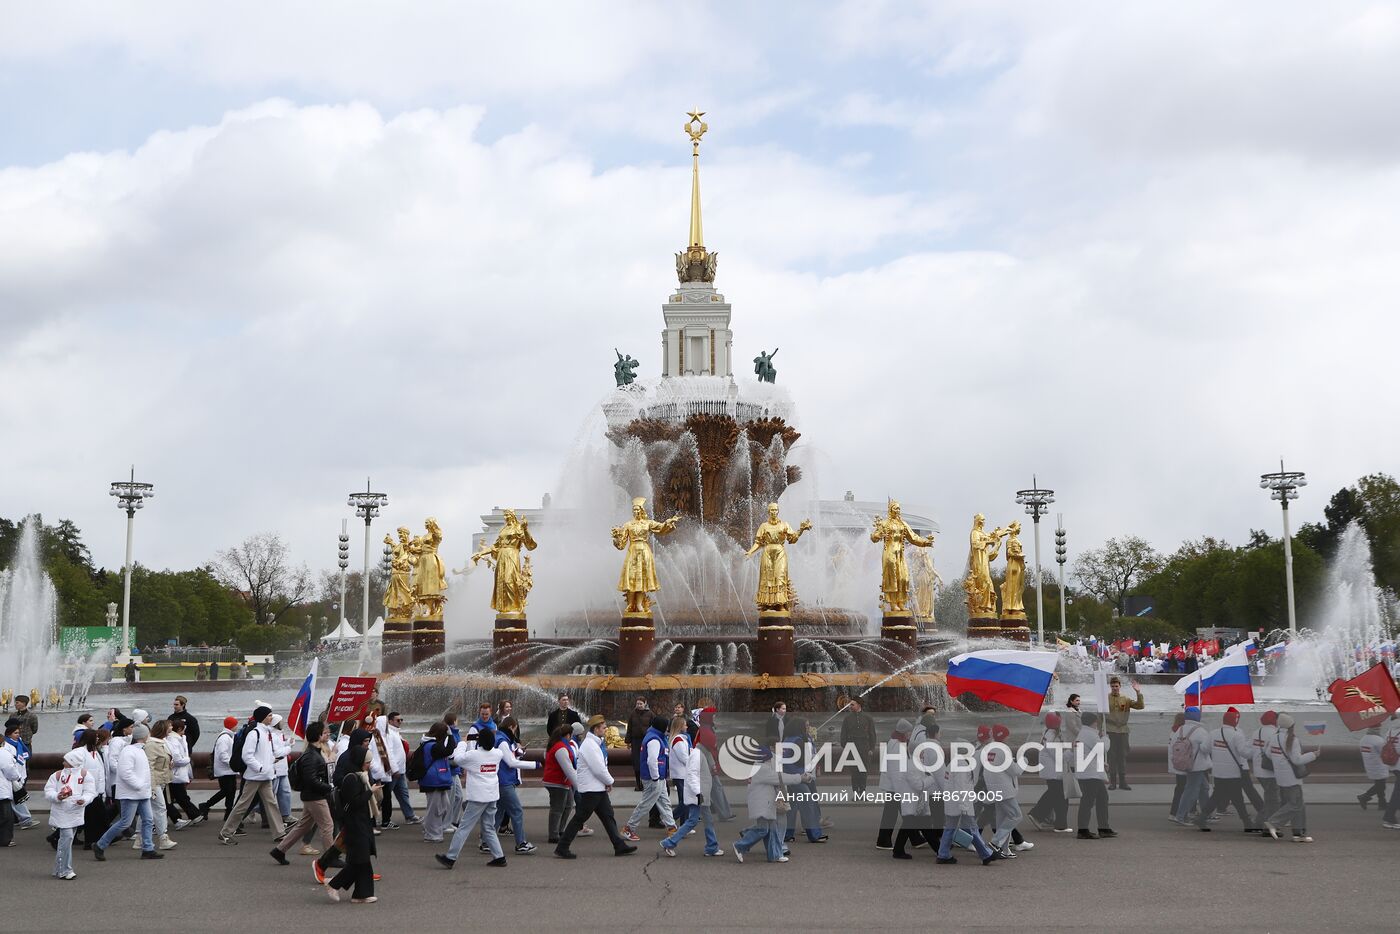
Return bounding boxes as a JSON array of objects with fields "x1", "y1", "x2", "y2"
[
  {"x1": 406, "y1": 741, "x2": 428, "y2": 782},
  {"x1": 287, "y1": 752, "x2": 304, "y2": 792},
  {"x1": 1170, "y1": 728, "x2": 1195, "y2": 772},
  {"x1": 1382, "y1": 735, "x2": 1400, "y2": 767},
  {"x1": 228, "y1": 723, "x2": 254, "y2": 774}
]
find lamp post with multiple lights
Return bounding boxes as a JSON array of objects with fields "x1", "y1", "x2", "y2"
[
  {"x1": 348, "y1": 479, "x2": 388, "y2": 669},
  {"x1": 1054, "y1": 516, "x2": 1068, "y2": 634},
  {"x1": 108, "y1": 468, "x2": 155, "y2": 663},
  {"x1": 1259, "y1": 461, "x2": 1306, "y2": 637},
  {"x1": 1015, "y1": 477, "x2": 1056, "y2": 646}
]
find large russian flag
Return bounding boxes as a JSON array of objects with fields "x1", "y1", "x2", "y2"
[
  {"x1": 1174, "y1": 653, "x2": 1253, "y2": 707},
  {"x1": 946, "y1": 650, "x2": 1059, "y2": 714}
]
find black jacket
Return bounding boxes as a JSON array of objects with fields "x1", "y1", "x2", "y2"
[
  {"x1": 626, "y1": 708, "x2": 652, "y2": 747},
  {"x1": 336, "y1": 771, "x2": 377, "y2": 864},
  {"x1": 546, "y1": 708, "x2": 582, "y2": 737},
  {"x1": 296, "y1": 746, "x2": 335, "y2": 801},
  {"x1": 169, "y1": 710, "x2": 200, "y2": 751}
]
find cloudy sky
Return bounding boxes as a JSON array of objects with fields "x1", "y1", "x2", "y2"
[{"x1": 1, "y1": 1, "x2": 1395, "y2": 578}]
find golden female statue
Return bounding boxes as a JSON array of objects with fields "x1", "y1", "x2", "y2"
[
  {"x1": 963, "y1": 513, "x2": 1009, "y2": 619},
  {"x1": 870, "y1": 500, "x2": 933, "y2": 614},
  {"x1": 413, "y1": 517, "x2": 448, "y2": 620},
  {"x1": 745, "y1": 502, "x2": 812, "y2": 613},
  {"x1": 999, "y1": 521, "x2": 1026, "y2": 619},
  {"x1": 382, "y1": 529, "x2": 416, "y2": 621},
  {"x1": 912, "y1": 548, "x2": 942, "y2": 624},
  {"x1": 473, "y1": 509, "x2": 537, "y2": 618},
  {"x1": 612, "y1": 498, "x2": 682, "y2": 616}
]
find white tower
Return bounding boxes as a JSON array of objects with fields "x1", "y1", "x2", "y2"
[{"x1": 661, "y1": 109, "x2": 733, "y2": 378}]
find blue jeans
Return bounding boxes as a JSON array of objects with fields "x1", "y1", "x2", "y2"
[
  {"x1": 391, "y1": 773, "x2": 416, "y2": 820},
  {"x1": 97, "y1": 798, "x2": 154, "y2": 851},
  {"x1": 273, "y1": 775, "x2": 292, "y2": 820},
  {"x1": 1176, "y1": 770, "x2": 1211, "y2": 827},
  {"x1": 672, "y1": 780, "x2": 689, "y2": 826},
  {"x1": 498, "y1": 783, "x2": 527, "y2": 844},
  {"x1": 783, "y1": 779, "x2": 823, "y2": 841},
  {"x1": 445, "y1": 799, "x2": 500, "y2": 860},
  {"x1": 661, "y1": 802, "x2": 720, "y2": 854},
  {"x1": 734, "y1": 817, "x2": 784, "y2": 862},
  {"x1": 53, "y1": 826, "x2": 76, "y2": 876},
  {"x1": 938, "y1": 814, "x2": 993, "y2": 860}
]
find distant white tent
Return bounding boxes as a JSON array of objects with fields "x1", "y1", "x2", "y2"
[
  {"x1": 367, "y1": 616, "x2": 384, "y2": 639},
  {"x1": 324, "y1": 618, "x2": 362, "y2": 641}
]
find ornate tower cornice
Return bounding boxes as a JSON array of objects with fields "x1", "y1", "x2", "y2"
[{"x1": 676, "y1": 108, "x2": 718, "y2": 284}]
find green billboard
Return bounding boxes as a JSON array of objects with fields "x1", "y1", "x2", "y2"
[{"x1": 59, "y1": 626, "x2": 134, "y2": 654}]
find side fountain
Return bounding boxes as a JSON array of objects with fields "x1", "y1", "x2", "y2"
[{"x1": 0, "y1": 517, "x2": 113, "y2": 707}]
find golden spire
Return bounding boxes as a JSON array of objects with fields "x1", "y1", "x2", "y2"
[
  {"x1": 685, "y1": 108, "x2": 707, "y2": 249},
  {"x1": 677, "y1": 108, "x2": 716, "y2": 283}
]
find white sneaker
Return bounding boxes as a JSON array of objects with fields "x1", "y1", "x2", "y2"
[
  {"x1": 132, "y1": 839, "x2": 142, "y2": 850},
  {"x1": 173, "y1": 819, "x2": 192, "y2": 831},
  {"x1": 1293, "y1": 835, "x2": 1314, "y2": 843},
  {"x1": 59, "y1": 871, "x2": 77, "y2": 880},
  {"x1": 776, "y1": 855, "x2": 790, "y2": 862},
  {"x1": 661, "y1": 844, "x2": 676, "y2": 857},
  {"x1": 1013, "y1": 841, "x2": 1035, "y2": 852},
  {"x1": 1052, "y1": 827, "x2": 1073, "y2": 834},
  {"x1": 1382, "y1": 822, "x2": 1400, "y2": 829},
  {"x1": 577, "y1": 827, "x2": 594, "y2": 836},
  {"x1": 734, "y1": 850, "x2": 744, "y2": 863},
  {"x1": 704, "y1": 849, "x2": 724, "y2": 857},
  {"x1": 159, "y1": 836, "x2": 178, "y2": 851}
]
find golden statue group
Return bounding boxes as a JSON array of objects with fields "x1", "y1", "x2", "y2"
[
  {"x1": 383, "y1": 517, "x2": 449, "y2": 623},
  {"x1": 963, "y1": 513, "x2": 1028, "y2": 637}
]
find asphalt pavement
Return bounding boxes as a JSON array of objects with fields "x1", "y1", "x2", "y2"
[{"x1": 1, "y1": 789, "x2": 1395, "y2": 932}]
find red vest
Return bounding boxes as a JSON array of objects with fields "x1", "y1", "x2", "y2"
[{"x1": 541, "y1": 739, "x2": 575, "y2": 787}]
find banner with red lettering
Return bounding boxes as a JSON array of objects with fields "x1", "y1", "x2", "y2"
[
  {"x1": 1328, "y1": 664, "x2": 1400, "y2": 731},
  {"x1": 325, "y1": 676, "x2": 378, "y2": 724}
]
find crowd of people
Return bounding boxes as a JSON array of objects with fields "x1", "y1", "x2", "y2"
[{"x1": 5, "y1": 684, "x2": 1400, "y2": 898}]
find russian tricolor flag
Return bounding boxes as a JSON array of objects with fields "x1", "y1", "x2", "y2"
[
  {"x1": 287, "y1": 661, "x2": 318, "y2": 739},
  {"x1": 947, "y1": 650, "x2": 1059, "y2": 715},
  {"x1": 1174, "y1": 653, "x2": 1254, "y2": 707}
]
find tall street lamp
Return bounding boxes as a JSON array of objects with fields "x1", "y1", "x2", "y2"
[
  {"x1": 348, "y1": 478, "x2": 388, "y2": 670},
  {"x1": 1054, "y1": 515, "x2": 1068, "y2": 634},
  {"x1": 337, "y1": 520, "x2": 350, "y2": 630},
  {"x1": 109, "y1": 467, "x2": 154, "y2": 663},
  {"x1": 1015, "y1": 476, "x2": 1055, "y2": 646},
  {"x1": 1260, "y1": 461, "x2": 1306, "y2": 637}
]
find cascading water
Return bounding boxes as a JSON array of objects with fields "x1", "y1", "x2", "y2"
[{"x1": 0, "y1": 517, "x2": 111, "y2": 704}]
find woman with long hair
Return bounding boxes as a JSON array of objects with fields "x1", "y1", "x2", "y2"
[{"x1": 325, "y1": 745, "x2": 378, "y2": 903}]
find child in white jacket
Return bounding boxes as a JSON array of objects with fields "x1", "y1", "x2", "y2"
[
  {"x1": 46, "y1": 749, "x2": 96, "y2": 879},
  {"x1": 1357, "y1": 726, "x2": 1389, "y2": 810}
]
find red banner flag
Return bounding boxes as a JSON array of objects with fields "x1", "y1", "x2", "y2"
[
  {"x1": 325, "y1": 676, "x2": 378, "y2": 724},
  {"x1": 1327, "y1": 664, "x2": 1400, "y2": 731}
]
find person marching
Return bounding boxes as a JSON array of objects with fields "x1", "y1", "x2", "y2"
[
  {"x1": 1207, "y1": 707, "x2": 1259, "y2": 832},
  {"x1": 1027, "y1": 712, "x2": 1071, "y2": 833},
  {"x1": 45, "y1": 748, "x2": 96, "y2": 878},
  {"x1": 622, "y1": 714, "x2": 676, "y2": 841},
  {"x1": 658, "y1": 715, "x2": 723, "y2": 857},
  {"x1": 1357, "y1": 725, "x2": 1390, "y2": 812},
  {"x1": 323, "y1": 745, "x2": 378, "y2": 904},
  {"x1": 1263, "y1": 714, "x2": 1319, "y2": 842},
  {"x1": 270, "y1": 721, "x2": 336, "y2": 865},
  {"x1": 436, "y1": 725, "x2": 537, "y2": 869},
  {"x1": 553, "y1": 715, "x2": 637, "y2": 859},
  {"x1": 200, "y1": 717, "x2": 240, "y2": 824}
]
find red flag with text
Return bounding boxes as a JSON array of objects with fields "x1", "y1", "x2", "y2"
[
  {"x1": 325, "y1": 676, "x2": 378, "y2": 724},
  {"x1": 1327, "y1": 664, "x2": 1400, "y2": 731}
]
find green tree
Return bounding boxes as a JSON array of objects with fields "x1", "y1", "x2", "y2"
[{"x1": 1073, "y1": 536, "x2": 1163, "y2": 616}]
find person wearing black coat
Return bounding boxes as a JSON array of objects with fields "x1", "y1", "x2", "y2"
[
  {"x1": 169, "y1": 697, "x2": 200, "y2": 751},
  {"x1": 270, "y1": 722, "x2": 336, "y2": 865},
  {"x1": 313, "y1": 729, "x2": 371, "y2": 881},
  {"x1": 325, "y1": 745, "x2": 378, "y2": 903}
]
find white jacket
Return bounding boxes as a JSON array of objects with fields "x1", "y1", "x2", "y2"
[
  {"x1": 878, "y1": 737, "x2": 901, "y2": 792},
  {"x1": 1386, "y1": 724, "x2": 1400, "y2": 773},
  {"x1": 1210, "y1": 726, "x2": 1252, "y2": 779},
  {"x1": 0, "y1": 743, "x2": 21, "y2": 802},
  {"x1": 115, "y1": 741, "x2": 153, "y2": 800},
  {"x1": 240, "y1": 724, "x2": 276, "y2": 782},
  {"x1": 1360, "y1": 733, "x2": 1390, "y2": 780},
  {"x1": 167, "y1": 733, "x2": 193, "y2": 784},
  {"x1": 106, "y1": 735, "x2": 130, "y2": 790},
  {"x1": 942, "y1": 762, "x2": 977, "y2": 818},
  {"x1": 451, "y1": 742, "x2": 536, "y2": 802},
  {"x1": 1268, "y1": 732, "x2": 1317, "y2": 789},
  {"x1": 1040, "y1": 728, "x2": 1062, "y2": 780},
  {"x1": 76, "y1": 748, "x2": 105, "y2": 799},
  {"x1": 376, "y1": 717, "x2": 407, "y2": 774},
  {"x1": 669, "y1": 734, "x2": 691, "y2": 785},
  {"x1": 678, "y1": 738, "x2": 704, "y2": 805},
  {"x1": 1073, "y1": 725, "x2": 1107, "y2": 781},
  {"x1": 45, "y1": 750, "x2": 96, "y2": 828},
  {"x1": 893, "y1": 740, "x2": 931, "y2": 817},
  {"x1": 271, "y1": 730, "x2": 291, "y2": 778},
  {"x1": 981, "y1": 744, "x2": 1022, "y2": 798},
  {"x1": 572, "y1": 733, "x2": 615, "y2": 793},
  {"x1": 212, "y1": 729, "x2": 236, "y2": 778}
]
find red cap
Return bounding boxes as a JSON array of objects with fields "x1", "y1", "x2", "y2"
[
  {"x1": 1045, "y1": 712, "x2": 1062, "y2": 729},
  {"x1": 991, "y1": 724, "x2": 1010, "y2": 742},
  {"x1": 223, "y1": 716, "x2": 239, "y2": 730},
  {"x1": 976, "y1": 725, "x2": 991, "y2": 743},
  {"x1": 1260, "y1": 710, "x2": 1278, "y2": 725},
  {"x1": 1223, "y1": 707, "x2": 1241, "y2": 726}
]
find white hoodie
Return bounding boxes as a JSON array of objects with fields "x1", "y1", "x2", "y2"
[
  {"x1": 45, "y1": 750, "x2": 96, "y2": 829},
  {"x1": 376, "y1": 716, "x2": 407, "y2": 775},
  {"x1": 167, "y1": 732, "x2": 193, "y2": 784},
  {"x1": 1360, "y1": 732, "x2": 1389, "y2": 780},
  {"x1": 0, "y1": 743, "x2": 22, "y2": 802}
]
